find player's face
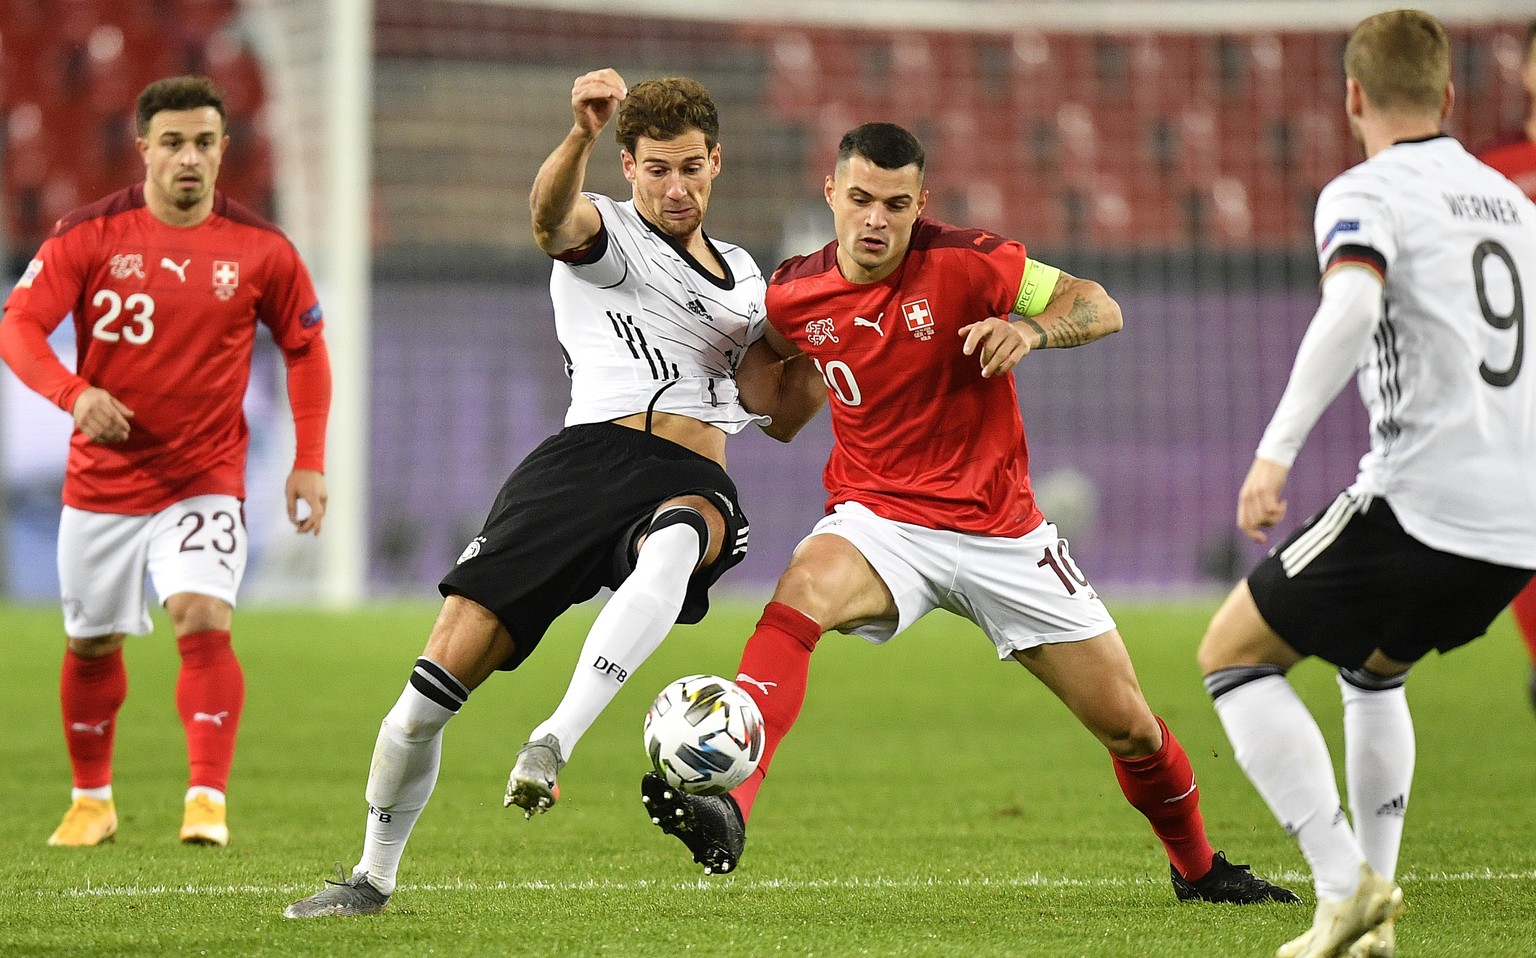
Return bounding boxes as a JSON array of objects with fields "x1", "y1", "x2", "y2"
[
  {"x1": 138, "y1": 107, "x2": 228, "y2": 217},
  {"x1": 825, "y1": 155, "x2": 927, "y2": 284},
  {"x1": 623, "y1": 131, "x2": 720, "y2": 242}
]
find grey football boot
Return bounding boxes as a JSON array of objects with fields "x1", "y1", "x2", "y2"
[
  {"x1": 283, "y1": 865, "x2": 389, "y2": 918},
  {"x1": 505, "y1": 733, "x2": 566, "y2": 818}
]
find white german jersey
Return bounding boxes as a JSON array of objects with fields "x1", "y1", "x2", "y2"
[
  {"x1": 551, "y1": 193, "x2": 768, "y2": 433},
  {"x1": 1315, "y1": 136, "x2": 1536, "y2": 566}
]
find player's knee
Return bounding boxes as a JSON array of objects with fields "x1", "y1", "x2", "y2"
[
  {"x1": 1100, "y1": 711, "x2": 1163, "y2": 760},
  {"x1": 641, "y1": 506, "x2": 711, "y2": 567},
  {"x1": 67, "y1": 634, "x2": 127, "y2": 658},
  {"x1": 166, "y1": 592, "x2": 233, "y2": 635}
]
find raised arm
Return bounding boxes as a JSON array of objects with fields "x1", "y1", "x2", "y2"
[
  {"x1": 736, "y1": 323, "x2": 827, "y2": 442},
  {"x1": 529, "y1": 68, "x2": 627, "y2": 256}
]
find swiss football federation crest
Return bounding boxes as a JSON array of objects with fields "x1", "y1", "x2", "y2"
[
  {"x1": 213, "y1": 260, "x2": 240, "y2": 301},
  {"x1": 806, "y1": 317, "x2": 839, "y2": 346},
  {"x1": 902, "y1": 299, "x2": 934, "y2": 341},
  {"x1": 110, "y1": 253, "x2": 145, "y2": 279}
]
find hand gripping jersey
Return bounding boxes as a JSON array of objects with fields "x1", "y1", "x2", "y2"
[
  {"x1": 553, "y1": 193, "x2": 767, "y2": 433},
  {"x1": 1312, "y1": 136, "x2": 1536, "y2": 567},
  {"x1": 769, "y1": 218, "x2": 1045, "y2": 537},
  {"x1": 1, "y1": 184, "x2": 324, "y2": 514}
]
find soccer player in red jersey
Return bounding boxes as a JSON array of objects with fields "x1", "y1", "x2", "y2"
[
  {"x1": 1474, "y1": 18, "x2": 1536, "y2": 710},
  {"x1": 641, "y1": 122, "x2": 1298, "y2": 905},
  {"x1": 0, "y1": 76, "x2": 331, "y2": 848}
]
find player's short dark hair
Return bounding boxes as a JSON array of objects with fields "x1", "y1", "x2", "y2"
[
  {"x1": 615, "y1": 77, "x2": 719, "y2": 155},
  {"x1": 1343, "y1": 10, "x2": 1449, "y2": 114},
  {"x1": 837, "y1": 122, "x2": 925, "y2": 173},
  {"x1": 136, "y1": 75, "x2": 227, "y2": 136}
]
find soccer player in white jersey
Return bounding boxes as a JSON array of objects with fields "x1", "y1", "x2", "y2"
[
  {"x1": 1197, "y1": 11, "x2": 1536, "y2": 958},
  {"x1": 285, "y1": 69, "x2": 822, "y2": 918}
]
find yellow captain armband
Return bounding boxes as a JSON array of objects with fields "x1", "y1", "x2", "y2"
[{"x1": 1012, "y1": 259, "x2": 1062, "y2": 318}]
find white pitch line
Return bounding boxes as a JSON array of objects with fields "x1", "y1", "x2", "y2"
[{"x1": 20, "y1": 869, "x2": 1536, "y2": 900}]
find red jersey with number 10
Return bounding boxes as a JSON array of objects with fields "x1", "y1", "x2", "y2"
[
  {"x1": 1, "y1": 184, "x2": 324, "y2": 513},
  {"x1": 769, "y1": 217, "x2": 1043, "y2": 537}
]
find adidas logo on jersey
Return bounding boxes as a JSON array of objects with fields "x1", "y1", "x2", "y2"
[{"x1": 685, "y1": 299, "x2": 708, "y2": 316}]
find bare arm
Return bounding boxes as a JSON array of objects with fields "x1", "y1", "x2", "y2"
[
  {"x1": 1012, "y1": 272, "x2": 1123, "y2": 350},
  {"x1": 529, "y1": 69, "x2": 626, "y2": 255},
  {"x1": 958, "y1": 271, "x2": 1123, "y2": 378},
  {"x1": 736, "y1": 324, "x2": 827, "y2": 442}
]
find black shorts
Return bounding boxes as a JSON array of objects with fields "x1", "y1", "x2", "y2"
[
  {"x1": 438, "y1": 422, "x2": 750, "y2": 671},
  {"x1": 1247, "y1": 492, "x2": 1533, "y2": 669}
]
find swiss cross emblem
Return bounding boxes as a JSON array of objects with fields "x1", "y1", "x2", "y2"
[
  {"x1": 213, "y1": 260, "x2": 239, "y2": 301},
  {"x1": 902, "y1": 299, "x2": 934, "y2": 341}
]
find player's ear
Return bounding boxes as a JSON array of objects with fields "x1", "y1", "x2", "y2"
[
  {"x1": 916, "y1": 189, "x2": 929, "y2": 215},
  {"x1": 620, "y1": 148, "x2": 637, "y2": 184},
  {"x1": 1345, "y1": 76, "x2": 1364, "y2": 120},
  {"x1": 709, "y1": 143, "x2": 721, "y2": 178},
  {"x1": 823, "y1": 175, "x2": 834, "y2": 207}
]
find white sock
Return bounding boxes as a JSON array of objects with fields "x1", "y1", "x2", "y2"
[
  {"x1": 356, "y1": 659, "x2": 467, "y2": 895},
  {"x1": 1213, "y1": 674, "x2": 1366, "y2": 900},
  {"x1": 72, "y1": 786, "x2": 112, "y2": 802},
  {"x1": 529, "y1": 522, "x2": 700, "y2": 760},
  {"x1": 1339, "y1": 675, "x2": 1414, "y2": 881},
  {"x1": 185, "y1": 786, "x2": 225, "y2": 804}
]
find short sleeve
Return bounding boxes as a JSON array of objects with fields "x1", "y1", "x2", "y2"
[{"x1": 557, "y1": 193, "x2": 632, "y2": 289}]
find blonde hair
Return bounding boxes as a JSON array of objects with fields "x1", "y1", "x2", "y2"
[{"x1": 1343, "y1": 9, "x2": 1450, "y2": 114}]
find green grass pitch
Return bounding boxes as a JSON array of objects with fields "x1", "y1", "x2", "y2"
[{"x1": 1, "y1": 598, "x2": 1533, "y2": 956}]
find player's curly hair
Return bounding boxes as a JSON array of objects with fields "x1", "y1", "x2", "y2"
[
  {"x1": 136, "y1": 76, "x2": 227, "y2": 135},
  {"x1": 1344, "y1": 10, "x2": 1450, "y2": 114},
  {"x1": 838, "y1": 122, "x2": 925, "y2": 173},
  {"x1": 615, "y1": 77, "x2": 719, "y2": 155}
]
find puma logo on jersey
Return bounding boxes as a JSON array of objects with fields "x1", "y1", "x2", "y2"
[
  {"x1": 735, "y1": 673, "x2": 777, "y2": 695},
  {"x1": 70, "y1": 720, "x2": 111, "y2": 736},
  {"x1": 194, "y1": 710, "x2": 229, "y2": 727},
  {"x1": 806, "y1": 317, "x2": 839, "y2": 346},
  {"x1": 161, "y1": 257, "x2": 190, "y2": 281},
  {"x1": 853, "y1": 312, "x2": 885, "y2": 337}
]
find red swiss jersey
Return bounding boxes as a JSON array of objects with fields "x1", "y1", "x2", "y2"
[
  {"x1": 1476, "y1": 131, "x2": 1536, "y2": 199},
  {"x1": 770, "y1": 217, "x2": 1044, "y2": 537},
  {"x1": 1, "y1": 184, "x2": 324, "y2": 513}
]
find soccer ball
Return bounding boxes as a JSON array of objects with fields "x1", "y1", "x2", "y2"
[{"x1": 643, "y1": 674, "x2": 764, "y2": 795}]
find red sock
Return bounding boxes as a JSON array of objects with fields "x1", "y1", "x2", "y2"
[
  {"x1": 1111, "y1": 716, "x2": 1216, "y2": 881},
  {"x1": 1511, "y1": 579, "x2": 1536, "y2": 665},
  {"x1": 729, "y1": 601, "x2": 821, "y2": 822},
  {"x1": 175, "y1": 630, "x2": 245, "y2": 794},
  {"x1": 60, "y1": 647, "x2": 128, "y2": 790}
]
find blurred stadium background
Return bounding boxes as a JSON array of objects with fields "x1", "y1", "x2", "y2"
[{"x1": 1, "y1": 0, "x2": 1531, "y2": 606}]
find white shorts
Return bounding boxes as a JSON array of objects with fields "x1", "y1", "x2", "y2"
[
  {"x1": 805, "y1": 501, "x2": 1117, "y2": 657},
  {"x1": 57, "y1": 495, "x2": 248, "y2": 638}
]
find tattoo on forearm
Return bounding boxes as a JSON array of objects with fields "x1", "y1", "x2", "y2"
[
  {"x1": 1041, "y1": 295, "x2": 1098, "y2": 348},
  {"x1": 1023, "y1": 318, "x2": 1048, "y2": 350}
]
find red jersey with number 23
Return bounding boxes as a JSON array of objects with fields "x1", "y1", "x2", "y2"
[
  {"x1": 2, "y1": 184, "x2": 323, "y2": 513},
  {"x1": 770, "y1": 217, "x2": 1043, "y2": 537}
]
